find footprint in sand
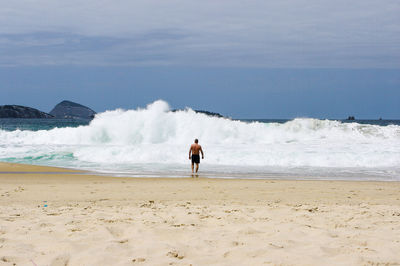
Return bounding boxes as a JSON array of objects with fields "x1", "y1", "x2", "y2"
[
  {"x1": 320, "y1": 246, "x2": 342, "y2": 256},
  {"x1": 117, "y1": 239, "x2": 129, "y2": 244},
  {"x1": 50, "y1": 254, "x2": 70, "y2": 266},
  {"x1": 14, "y1": 186, "x2": 25, "y2": 192},
  {"x1": 167, "y1": 250, "x2": 184, "y2": 260},
  {"x1": 238, "y1": 228, "x2": 264, "y2": 235},
  {"x1": 231, "y1": 241, "x2": 244, "y2": 246},
  {"x1": 40, "y1": 222, "x2": 55, "y2": 228},
  {"x1": 106, "y1": 226, "x2": 124, "y2": 238},
  {"x1": 269, "y1": 243, "x2": 284, "y2": 249},
  {"x1": 1, "y1": 256, "x2": 18, "y2": 265}
]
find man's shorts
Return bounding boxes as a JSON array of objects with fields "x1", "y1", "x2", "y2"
[{"x1": 191, "y1": 154, "x2": 200, "y2": 164}]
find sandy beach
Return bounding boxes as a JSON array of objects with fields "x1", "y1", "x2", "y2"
[{"x1": 0, "y1": 163, "x2": 400, "y2": 265}]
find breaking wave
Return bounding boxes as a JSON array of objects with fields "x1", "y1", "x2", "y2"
[{"x1": 0, "y1": 100, "x2": 399, "y2": 178}]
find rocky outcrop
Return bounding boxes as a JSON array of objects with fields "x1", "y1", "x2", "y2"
[
  {"x1": 50, "y1": 100, "x2": 96, "y2": 120},
  {"x1": 194, "y1": 110, "x2": 224, "y2": 118},
  {"x1": 0, "y1": 105, "x2": 54, "y2": 118},
  {"x1": 171, "y1": 109, "x2": 224, "y2": 118}
]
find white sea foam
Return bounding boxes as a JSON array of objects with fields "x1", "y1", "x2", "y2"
[{"x1": 0, "y1": 100, "x2": 399, "y2": 179}]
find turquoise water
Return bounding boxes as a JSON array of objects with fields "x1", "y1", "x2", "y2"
[{"x1": 0, "y1": 118, "x2": 89, "y2": 131}]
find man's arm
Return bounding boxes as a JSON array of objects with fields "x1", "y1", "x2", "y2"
[
  {"x1": 200, "y1": 146, "x2": 204, "y2": 159},
  {"x1": 189, "y1": 146, "x2": 192, "y2": 159}
]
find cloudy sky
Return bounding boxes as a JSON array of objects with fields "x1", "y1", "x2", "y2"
[{"x1": 1, "y1": 0, "x2": 399, "y2": 118}]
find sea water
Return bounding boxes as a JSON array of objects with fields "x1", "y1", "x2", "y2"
[{"x1": 1, "y1": 100, "x2": 399, "y2": 181}]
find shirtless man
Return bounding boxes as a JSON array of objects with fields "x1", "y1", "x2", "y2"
[{"x1": 189, "y1": 139, "x2": 204, "y2": 174}]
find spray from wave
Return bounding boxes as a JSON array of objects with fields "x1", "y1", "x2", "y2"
[{"x1": 0, "y1": 100, "x2": 399, "y2": 179}]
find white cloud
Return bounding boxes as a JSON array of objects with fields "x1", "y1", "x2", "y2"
[{"x1": 0, "y1": 0, "x2": 399, "y2": 67}]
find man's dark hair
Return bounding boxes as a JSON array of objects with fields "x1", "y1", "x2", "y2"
[{"x1": 195, "y1": 139, "x2": 198, "y2": 143}]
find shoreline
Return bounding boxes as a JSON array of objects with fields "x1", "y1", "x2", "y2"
[
  {"x1": 0, "y1": 162, "x2": 82, "y2": 173},
  {"x1": 1, "y1": 162, "x2": 400, "y2": 265},
  {"x1": 2, "y1": 162, "x2": 399, "y2": 182}
]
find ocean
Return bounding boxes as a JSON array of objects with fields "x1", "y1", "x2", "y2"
[{"x1": 1, "y1": 100, "x2": 399, "y2": 181}]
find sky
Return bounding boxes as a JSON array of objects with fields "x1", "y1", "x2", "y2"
[{"x1": 1, "y1": 0, "x2": 399, "y2": 118}]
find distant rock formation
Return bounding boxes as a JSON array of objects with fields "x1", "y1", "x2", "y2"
[
  {"x1": 171, "y1": 109, "x2": 224, "y2": 118},
  {"x1": 0, "y1": 105, "x2": 54, "y2": 118},
  {"x1": 50, "y1": 100, "x2": 96, "y2": 120},
  {"x1": 194, "y1": 110, "x2": 224, "y2": 118}
]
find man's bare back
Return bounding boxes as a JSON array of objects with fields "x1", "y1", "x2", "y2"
[{"x1": 190, "y1": 143, "x2": 202, "y2": 155}]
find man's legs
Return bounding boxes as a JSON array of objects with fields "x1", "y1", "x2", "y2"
[
  {"x1": 191, "y1": 162, "x2": 194, "y2": 173},
  {"x1": 195, "y1": 163, "x2": 199, "y2": 173}
]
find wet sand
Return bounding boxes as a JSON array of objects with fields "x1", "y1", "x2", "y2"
[{"x1": 0, "y1": 162, "x2": 400, "y2": 265}]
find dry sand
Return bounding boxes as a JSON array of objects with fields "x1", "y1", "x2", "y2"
[{"x1": 0, "y1": 162, "x2": 400, "y2": 265}]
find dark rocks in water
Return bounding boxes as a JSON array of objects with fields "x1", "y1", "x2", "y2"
[
  {"x1": 194, "y1": 110, "x2": 224, "y2": 118},
  {"x1": 0, "y1": 105, "x2": 54, "y2": 118},
  {"x1": 50, "y1": 100, "x2": 96, "y2": 120},
  {"x1": 171, "y1": 109, "x2": 224, "y2": 118},
  {"x1": 347, "y1": 116, "x2": 355, "y2": 120}
]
